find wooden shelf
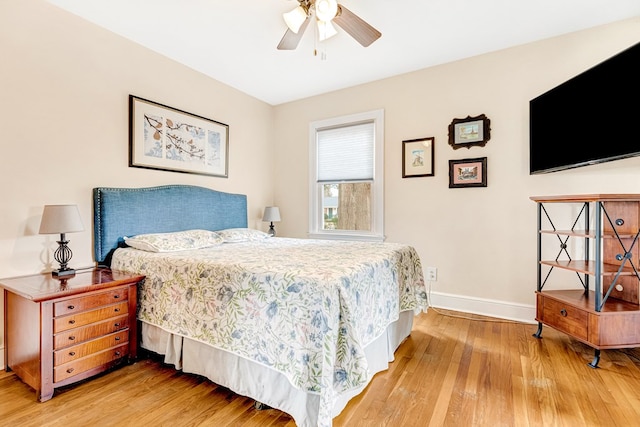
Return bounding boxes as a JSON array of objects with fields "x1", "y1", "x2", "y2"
[
  {"x1": 531, "y1": 194, "x2": 640, "y2": 203},
  {"x1": 539, "y1": 230, "x2": 638, "y2": 239},
  {"x1": 539, "y1": 260, "x2": 639, "y2": 276}
]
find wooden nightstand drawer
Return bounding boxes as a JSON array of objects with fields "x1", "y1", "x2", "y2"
[
  {"x1": 54, "y1": 287, "x2": 129, "y2": 316},
  {"x1": 54, "y1": 343, "x2": 129, "y2": 383},
  {"x1": 603, "y1": 201, "x2": 639, "y2": 234},
  {"x1": 54, "y1": 330, "x2": 129, "y2": 365},
  {"x1": 54, "y1": 314, "x2": 129, "y2": 350},
  {"x1": 54, "y1": 301, "x2": 129, "y2": 333},
  {"x1": 539, "y1": 296, "x2": 588, "y2": 341},
  {"x1": 603, "y1": 238, "x2": 639, "y2": 267},
  {"x1": 603, "y1": 275, "x2": 640, "y2": 305}
]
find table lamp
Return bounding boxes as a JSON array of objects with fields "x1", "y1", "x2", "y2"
[
  {"x1": 262, "y1": 206, "x2": 281, "y2": 237},
  {"x1": 39, "y1": 204, "x2": 84, "y2": 277}
]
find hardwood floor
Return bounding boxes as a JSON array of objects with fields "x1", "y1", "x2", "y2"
[{"x1": 3, "y1": 308, "x2": 640, "y2": 426}]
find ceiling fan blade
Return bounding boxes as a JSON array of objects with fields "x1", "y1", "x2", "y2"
[
  {"x1": 333, "y1": 4, "x2": 381, "y2": 47},
  {"x1": 277, "y1": 16, "x2": 310, "y2": 50}
]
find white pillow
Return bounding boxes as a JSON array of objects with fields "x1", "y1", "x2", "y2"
[
  {"x1": 217, "y1": 228, "x2": 271, "y2": 243},
  {"x1": 124, "y1": 229, "x2": 224, "y2": 252}
]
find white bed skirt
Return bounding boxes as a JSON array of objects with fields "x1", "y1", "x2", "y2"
[{"x1": 140, "y1": 310, "x2": 414, "y2": 427}]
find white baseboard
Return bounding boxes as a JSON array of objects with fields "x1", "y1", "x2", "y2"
[
  {"x1": 428, "y1": 291, "x2": 537, "y2": 324},
  {"x1": 0, "y1": 346, "x2": 4, "y2": 370}
]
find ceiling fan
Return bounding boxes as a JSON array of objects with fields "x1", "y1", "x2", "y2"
[{"x1": 277, "y1": 0, "x2": 381, "y2": 50}]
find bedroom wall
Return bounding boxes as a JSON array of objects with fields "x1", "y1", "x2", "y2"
[
  {"x1": 0, "y1": 1, "x2": 638, "y2": 370},
  {"x1": 272, "y1": 17, "x2": 640, "y2": 322},
  {"x1": 0, "y1": 0, "x2": 275, "y2": 368}
]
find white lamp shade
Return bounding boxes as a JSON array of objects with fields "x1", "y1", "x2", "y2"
[
  {"x1": 315, "y1": 0, "x2": 338, "y2": 22},
  {"x1": 39, "y1": 204, "x2": 84, "y2": 234},
  {"x1": 283, "y1": 6, "x2": 308, "y2": 33},
  {"x1": 317, "y1": 20, "x2": 338, "y2": 41},
  {"x1": 262, "y1": 207, "x2": 281, "y2": 222}
]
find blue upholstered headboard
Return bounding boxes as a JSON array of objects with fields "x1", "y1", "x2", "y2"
[{"x1": 93, "y1": 185, "x2": 248, "y2": 265}]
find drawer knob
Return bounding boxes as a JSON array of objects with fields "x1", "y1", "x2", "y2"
[
  {"x1": 115, "y1": 351, "x2": 121, "y2": 357},
  {"x1": 115, "y1": 336, "x2": 121, "y2": 341},
  {"x1": 69, "y1": 351, "x2": 76, "y2": 356},
  {"x1": 66, "y1": 368, "x2": 74, "y2": 374},
  {"x1": 114, "y1": 295, "x2": 120, "y2": 299},
  {"x1": 114, "y1": 323, "x2": 121, "y2": 328},
  {"x1": 67, "y1": 305, "x2": 75, "y2": 310},
  {"x1": 560, "y1": 309, "x2": 568, "y2": 317},
  {"x1": 615, "y1": 218, "x2": 624, "y2": 226},
  {"x1": 616, "y1": 254, "x2": 624, "y2": 261},
  {"x1": 114, "y1": 308, "x2": 120, "y2": 312},
  {"x1": 69, "y1": 336, "x2": 76, "y2": 341},
  {"x1": 68, "y1": 319, "x2": 76, "y2": 325}
]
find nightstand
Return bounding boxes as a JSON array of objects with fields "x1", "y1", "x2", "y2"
[{"x1": 1, "y1": 268, "x2": 144, "y2": 401}]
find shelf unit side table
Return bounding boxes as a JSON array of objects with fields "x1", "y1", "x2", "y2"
[{"x1": 531, "y1": 194, "x2": 640, "y2": 368}]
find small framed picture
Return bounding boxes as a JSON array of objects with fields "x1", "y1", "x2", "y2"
[
  {"x1": 448, "y1": 114, "x2": 491, "y2": 149},
  {"x1": 402, "y1": 137, "x2": 434, "y2": 178},
  {"x1": 449, "y1": 157, "x2": 487, "y2": 188}
]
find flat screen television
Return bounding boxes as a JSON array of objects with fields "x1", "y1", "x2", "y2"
[{"x1": 529, "y1": 41, "x2": 640, "y2": 174}]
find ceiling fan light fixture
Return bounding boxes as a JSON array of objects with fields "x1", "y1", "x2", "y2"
[
  {"x1": 317, "y1": 19, "x2": 338, "y2": 41},
  {"x1": 283, "y1": 6, "x2": 308, "y2": 33},
  {"x1": 315, "y1": 0, "x2": 338, "y2": 22},
  {"x1": 277, "y1": 1, "x2": 380, "y2": 50}
]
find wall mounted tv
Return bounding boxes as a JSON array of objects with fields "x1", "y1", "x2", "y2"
[{"x1": 529, "y1": 41, "x2": 640, "y2": 174}]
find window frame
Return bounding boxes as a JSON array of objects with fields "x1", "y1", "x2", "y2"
[{"x1": 308, "y1": 109, "x2": 384, "y2": 241}]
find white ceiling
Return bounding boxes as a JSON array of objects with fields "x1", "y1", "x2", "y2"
[{"x1": 47, "y1": 0, "x2": 640, "y2": 105}]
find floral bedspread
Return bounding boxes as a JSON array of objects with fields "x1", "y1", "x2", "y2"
[{"x1": 111, "y1": 237, "x2": 426, "y2": 426}]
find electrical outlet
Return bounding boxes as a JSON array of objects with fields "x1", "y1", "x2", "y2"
[{"x1": 426, "y1": 267, "x2": 437, "y2": 281}]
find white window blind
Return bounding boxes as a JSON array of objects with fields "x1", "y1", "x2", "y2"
[{"x1": 317, "y1": 122, "x2": 374, "y2": 182}]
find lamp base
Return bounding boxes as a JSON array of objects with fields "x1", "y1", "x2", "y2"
[{"x1": 52, "y1": 268, "x2": 76, "y2": 278}]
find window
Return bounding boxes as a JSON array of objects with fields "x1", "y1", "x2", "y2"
[{"x1": 309, "y1": 109, "x2": 384, "y2": 241}]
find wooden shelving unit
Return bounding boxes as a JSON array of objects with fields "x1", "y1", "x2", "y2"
[{"x1": 531, "y1": 194, "x2": 640, "y2": 367}]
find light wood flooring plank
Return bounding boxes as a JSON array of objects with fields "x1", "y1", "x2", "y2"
[{"x1": 3, "y1": 309, "x2": 640, "y2": 426}]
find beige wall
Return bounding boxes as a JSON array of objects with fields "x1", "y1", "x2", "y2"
[
  {"x1": 0, "y1": 0, "x2": 276, "y2": 365},
  {"x1": 273, "y1": 17, "x2": 640, "y2": 320},
  {"x1": 1, "y1": 0, "x2": 639, "y2": 367}
]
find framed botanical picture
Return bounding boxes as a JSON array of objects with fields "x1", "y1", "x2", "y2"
[
  {"x1": 129, "y1": 95, "x2": 229, "y2": 178},
  {"x1": 448, "y1": 114, "x2": 491, "y2": 149},
  {"x1": 449, "y1": 157, "x2": 487, "y2": 188},
  {"x1": 402, "y1": 137, "x2": 434, "y2": 178}
]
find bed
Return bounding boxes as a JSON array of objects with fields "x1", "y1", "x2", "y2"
[{"x1": 93, "y1": 185, "x2": 427, "y2": 427}]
